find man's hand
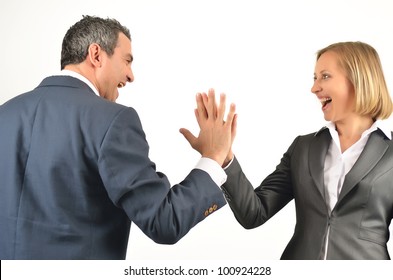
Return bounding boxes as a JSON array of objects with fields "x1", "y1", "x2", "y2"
[{"x1": 180, "y1": 88, "x2": 237, "y2": 166}]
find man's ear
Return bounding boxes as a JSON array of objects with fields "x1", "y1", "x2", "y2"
[{"x1": 87, "y1": 43, "x2": 103, "y2": 68}]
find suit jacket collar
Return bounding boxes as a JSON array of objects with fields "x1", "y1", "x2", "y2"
[
  {"x1": 309, "y1": 127, "x2": 390, "y2": 207},
  {"x1": 309, "y1": 127, "x2": 331, "y2": 200},
  {"x1": 37, "y1": 75, "x2": 97, "y2": 97},
  {"x1": 338, "y1": 129, "x2": 389, "y2": 204},
  {"x1": 58, "y1": 70, "x2": 100, "y2": 97},
  {"x1": 316, "y1": 121, "x2": 392, "y2": 140}
]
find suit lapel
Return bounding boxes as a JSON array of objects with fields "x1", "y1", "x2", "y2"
[
  {"x1": 309, "y1": 128, "x2": 331, "y2": 199},
  {"x1": 337, "y1": 130, "x2": 389, "y2": 203}
]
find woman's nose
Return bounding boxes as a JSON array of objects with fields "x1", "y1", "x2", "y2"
[{"x1": 311, "y1": 80, "x2": 321, "y2": 94}]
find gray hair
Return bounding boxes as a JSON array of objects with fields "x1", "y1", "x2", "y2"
[{"x1": 60, "y1": 15, "x2": 131, "y2": 69}]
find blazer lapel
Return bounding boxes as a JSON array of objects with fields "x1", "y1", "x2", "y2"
[
  {"x1": 338, "y1": 130, "x2": 389, "y2": 203},
  {"x1": 309, "y1": 128, "x2": 331, "y2": 199}
]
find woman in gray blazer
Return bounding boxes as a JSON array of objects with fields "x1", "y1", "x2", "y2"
[{"x1": 220, "y1": 41, "x2": 393, "y2": 259}]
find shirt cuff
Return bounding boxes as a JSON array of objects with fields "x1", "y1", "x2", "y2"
[
  {"x1": 222, "y1": 156, "x2": 234, "y2": 170},
  {"x1": 195, "y1": 157, "x2": 227, "y2": 186}
]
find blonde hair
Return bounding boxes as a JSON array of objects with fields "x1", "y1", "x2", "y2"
[{"x1": 317, "y1": 41, "x2": 392, "y2": 120}]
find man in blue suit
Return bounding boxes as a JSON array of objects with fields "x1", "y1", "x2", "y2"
[{"x1": 0, "y1": 16, "x2": 236, "y2": 259}]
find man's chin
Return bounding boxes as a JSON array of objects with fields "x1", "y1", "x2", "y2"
[{"x1": 100, "y1": 92, "x2": 118, "y2": 102}]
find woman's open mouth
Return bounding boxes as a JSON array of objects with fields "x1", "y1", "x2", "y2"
[{"x1": 321, "y1": 97, "x2": 332, "y2": 110}]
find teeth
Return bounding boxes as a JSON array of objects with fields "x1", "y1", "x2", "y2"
[
  {"x1": 320, "y1": 97, "x2": 332, "y2": 106},
  {"x1": 118, "y1": 82, "x2": 125, "y2": 88}
]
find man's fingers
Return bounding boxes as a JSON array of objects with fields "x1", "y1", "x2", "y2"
[
  {"x1": 231, "y1": 112, "x2": 238, "y2": 140},
  {"x1": 217, "y1": 93, "x2": 226, "y2": 121},
  {"x1": 225, "y1": 102, "x2": 236, "y2": 126},
  {"x1": 179, "y1": 128, "x2": 197, "y2": 148},
  {"x1": 195, "y1": 89, "x2": 236, "y2": 130},
  {"x1": 207, "y1": 88, "x2": 217, "y2": 119},
  {"x1": 196, "y1": 93, "x2": 207, "y2": 120}
]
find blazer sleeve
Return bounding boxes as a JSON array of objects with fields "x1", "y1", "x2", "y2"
[
  {"x1": 222, "y1": 137, "x2": 300, "y2": 229},
  {"x1": 97, "y1": 107, "x2": 226, "y2": 244}
]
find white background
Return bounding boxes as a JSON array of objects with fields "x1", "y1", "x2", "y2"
[{"x1": 1, "y1": 0, "x2": 392, "y2": 260}]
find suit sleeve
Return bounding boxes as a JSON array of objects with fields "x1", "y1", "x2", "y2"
[
  {"x1": 222, "y1": 137, "x2": 300, "y2": 229},
  {"x1": 97, "y1": 107, "x2": 226, "y2": 244}
]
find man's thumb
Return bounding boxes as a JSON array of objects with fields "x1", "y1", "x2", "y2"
[{"x1": 179, "y1": 128, "x2": 196, "y2": 147}]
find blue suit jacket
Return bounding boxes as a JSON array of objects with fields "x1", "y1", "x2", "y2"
[{"x1": 0, "y1": 76, "x2": 226, "y2": 259}]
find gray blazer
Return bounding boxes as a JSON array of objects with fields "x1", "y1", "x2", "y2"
[
  {"x1": 222, "y1": 128, "x2": 392, "y2": 259},
  {"x1": 0, "y1": 76, "x2": 226, "y2": 259}
]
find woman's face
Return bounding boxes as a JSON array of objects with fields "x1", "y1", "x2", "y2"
[{"x1": 311, "y1": 51, "x2": 356, "y2": 123}]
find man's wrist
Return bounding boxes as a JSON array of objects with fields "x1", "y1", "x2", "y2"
[{"x1": 195, "y1": 157, "x2": 227, "y2": 186}]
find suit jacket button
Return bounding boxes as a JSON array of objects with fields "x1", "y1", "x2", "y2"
[{"x1": 204, "y1": 210, "x2": 209, "y2": 217}]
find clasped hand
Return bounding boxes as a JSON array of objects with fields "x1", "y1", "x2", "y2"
[{"x1": 180, "y1": 88, "x2": 237, "y2": 167}]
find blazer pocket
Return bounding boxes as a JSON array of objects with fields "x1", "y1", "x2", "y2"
[{"x1": 358, "y1": 227, "x2": 387, "y2": 247}]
